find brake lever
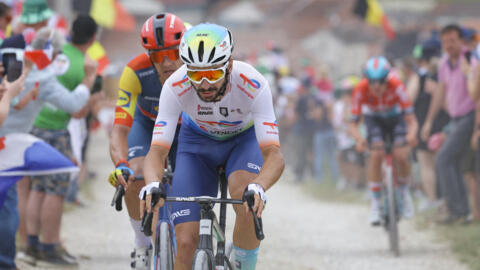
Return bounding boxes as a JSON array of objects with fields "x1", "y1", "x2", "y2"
[{"x1": 244, "y1": 190, "x2": 265, "y2": 241}]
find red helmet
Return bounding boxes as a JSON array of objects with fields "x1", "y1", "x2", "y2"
[{"x1": 141, "y1": 13, "x2": 185, "y2": 50}]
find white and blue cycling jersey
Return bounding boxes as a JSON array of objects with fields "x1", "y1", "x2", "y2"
[{"x1": 151, "y1": 60, "x2": 280, "y2": 225}]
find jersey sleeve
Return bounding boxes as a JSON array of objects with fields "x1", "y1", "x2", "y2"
[
  {"x1": 113, "y1": 66, "x2": 141, "y2": 127},
  {"x1": 151, "y1": 84, "x2": 182, "y2": 149},
  {"x1": 251, "y1": 85, "x2": 280, "y2": 149},
  {"x1": 350, "y1": 84, "x2": 363, "y2": 122}
]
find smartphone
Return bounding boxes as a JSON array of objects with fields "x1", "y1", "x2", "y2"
[
  {"x1": 465, "y1": 51, "x2": 472, "y2": 64},
  {"x1": 3, "y1": 53, "x2": 22, "y2": 82}
]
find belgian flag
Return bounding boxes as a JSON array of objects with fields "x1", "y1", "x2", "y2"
[{"x1": 353, "y1": 0, "x2": 396, "y2": 40}]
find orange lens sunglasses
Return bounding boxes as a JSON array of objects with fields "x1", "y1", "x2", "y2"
[
  {"x1": 186, "y1": 62, "x2": 228, "y2": 84},
  {"x1": 149, "y1": 49, "x2": 179, "y2": 63}
]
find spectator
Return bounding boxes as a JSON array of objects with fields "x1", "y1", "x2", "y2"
[
  {"x1": 408, "y1": 39, "x2": 449, "y2": 211},
  {"x1": 421, "y1": 24, "x2": 477, "y2": 224},
  {"x1": 311, "y1": 92, "x2": 339, "y2": 185},
  {"x1": 332, "y1": 76, "x2": 366, "y2": 189},
  {"x1": 0, "y1": 27, "x2": 95, "y2": 270},
  {"x1": 14, "y1": 0, "x2": 54, "y2": 252},
  {"x1": 293, "y1": 86, "x2": 316, "y2": 182},
  {"x1": 23, "y1": 16, "x2": 97, "y2": 267}
]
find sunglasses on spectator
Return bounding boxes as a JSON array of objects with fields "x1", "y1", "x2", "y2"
[
  {"x1": 149, "y1": 49, "x2": 179, "y2": 63},
  {"x1": 186, "y1": 62, "x2": 229, "y2": 84}
]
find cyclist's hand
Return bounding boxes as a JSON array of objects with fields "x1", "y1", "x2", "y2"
[
  {"x1": 420, "y1": 120, "x2": 432, "y2": 142},
  {"x1": 108, "y1": 164, "x2": 133, "y2": 188},
  {"x1": 243, "y1": 183, "x2": 267, "y2": 218},
  {"x1": 139, "y1": 182, "x2": 165, "y2": 217},
  {"x1": 355, "y1": 138, "x2": 368, "y2": 153}
]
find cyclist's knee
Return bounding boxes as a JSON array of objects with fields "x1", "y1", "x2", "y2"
[
  {"x1": 369, "y1": 148, "x2": 384, "y2": 163},
  {"x1": 393, "y1": 148, "x2": 409, "y2": 164},
  {"x1": 175, "y1": 224, "x2": 199, "y2": 263}
]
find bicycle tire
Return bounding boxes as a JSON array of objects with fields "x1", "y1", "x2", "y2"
[
  {"x1": 191, "y1": 250, "x2": 212, "y2": 270},
  {"x1": 224, "y1": 241, "x2": 234, "y2": 269},
  {"x1": 154, "y1": 222, "x2": 174, "y2": 270},
  {"x1": 386, "y1": 165, "x2": 400, "y2": 257}
]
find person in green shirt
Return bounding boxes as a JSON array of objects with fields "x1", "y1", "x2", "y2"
[{"x1": 23, "y1": 15, "x2": 98, "y2": 268}]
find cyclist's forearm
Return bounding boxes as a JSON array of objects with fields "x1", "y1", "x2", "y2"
[
  {"x1": 256, "y1": 145, "x2": 284, "y2": 190},
  {"x1": 143, "y1": 145, "x2": 169, "y2": 185},
  {"x1": 109, "y1": 125, "x2": 130, "y2": 165},
  {"x1": 404, "y1": 113, "x2": 418, "y2": 135},
  {"x1": 348, "y1": 121, "x2": 363, "y2": 142}
]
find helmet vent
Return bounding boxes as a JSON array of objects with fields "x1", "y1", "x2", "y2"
[
  {"x1": 142, "y1": 37, "x2": 148, "y2": 45},
  {"x1": 174, "y1": 32, "x2": 181, "y2": 40},
  {"x1": 156, "y1": 27, "x2": 164, "y2": 47},
  {"x1": 198, "y1": 41, "x2": 204, "y2": 62},
  {"x1": 212, "y1": 55, "x2": 225, "y2": 64},
  {"x1": 207, "y1": 47, "x2": 216, "y2": 63},
  {"x1": 188, "y1": 47, "x2": 194, "y2": 63},
  {"x1": 181, "y1": 55, "x2": 191, "y2": 64}
]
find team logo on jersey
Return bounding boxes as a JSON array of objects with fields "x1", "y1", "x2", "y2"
[
  {"x1": 219, "y1": 107, "x2": 228, "y2": 117},
  {"x1": 172, "y1": 75, "x2": 190, "y2": 89},
  {"x1": 263, "y1": 121, "x2": 279, "y2": 135},
  {"x1": 196, "y1": 119, "x2": 242, "y2": 127},
  {"x1": 230, "y1": 108, "x2": 243, "y2": 114},
  {"x1": 118, "y1": 90, "x2": 131, "y2": 108},
  {"x1": 240, "y1": 73, "x2": 261, "y2": 93},
  {"x1": 153, "y1": 121, "x2": 167, "y2": 134},
  {"x1": 198, "y1": 104, "x2": 213, "y2": 115}
]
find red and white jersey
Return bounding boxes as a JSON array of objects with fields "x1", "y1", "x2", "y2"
[
  {"x1": 350, "y1": 76, "x2": 413, "y2": 121},
  {"x1": 151, "y1": 60, "x2": 280, "y2": 149}
]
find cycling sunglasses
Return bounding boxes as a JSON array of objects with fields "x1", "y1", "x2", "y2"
[
  {"x1": 186, "y1": 62, "x2": 228, "y2": 84},
  {"x1": 149, "y1": 49, "x2": 179, "y2": 63},
  {"x1": 368, "y1": 77, "x2": 387, "y2": 85}
]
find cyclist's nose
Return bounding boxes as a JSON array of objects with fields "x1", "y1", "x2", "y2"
[{"x1": 199, "y1": 79, "x2": 211, "y2": 89}]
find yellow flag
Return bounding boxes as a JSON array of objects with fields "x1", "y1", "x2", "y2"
[
  {"x1": 90, "y1": 0, "x2": 115, "y2": 28},
  {"x1": 366, "y1": 0, "x2": 384, "y2": 26}
]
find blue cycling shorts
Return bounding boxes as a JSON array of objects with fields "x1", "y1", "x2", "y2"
[{"x1": 170, "y1": 124, "x2": 263, "y2": 225}]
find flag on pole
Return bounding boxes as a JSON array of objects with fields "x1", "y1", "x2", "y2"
[
  {"x1": 353, "y1": 0, "x2": 395, "y2": 40},
  {"x1": 0, "y1": 134, "x2": 78, "y2": 208},
  {"x1": 87, "y1": 41, "x2": 110, "y2": 75}
]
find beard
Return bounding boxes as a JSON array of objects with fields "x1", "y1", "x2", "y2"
[{"x1": 194, "y1": 85, "x2": 219, "y2": 102}]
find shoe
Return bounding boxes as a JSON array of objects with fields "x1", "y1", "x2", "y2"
[
  {"x1": 16, "y1": 244, "x2": 38, "y2": 266},
  {"x1": 400, "y1": 187, "x2": 415, "y2": 219},
  {"x1": 36, "y1": 247, "x2": 79, "y2": 268},
  {"x1": 58, "y1": 245, "x2": 78, "y2": 264},
  {"x1": 130, "y1": 246, "x2": 152, "y2": 270},
  {"x1": 369, "y1": 201, "x2": 382, "y2": 226}
]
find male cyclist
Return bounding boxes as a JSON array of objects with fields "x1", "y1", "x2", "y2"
[
  {"x1": 349, "y1": 56, "x2": 418, "y2": 225},
  {"x1": 141, "y1": 23, "x2": 285, "y2": 270},
  {"x1": 108, "y1": 13, "x2": 185, "y2": 269}
]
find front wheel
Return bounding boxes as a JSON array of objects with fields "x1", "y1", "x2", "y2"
[
  {"x1": 385, "y1": 165, "x2": 400, "y2": 256},
  {"x1": 191, "y1": 250, "x2": 213, "y2": 270},
  {"x1": 155, "y1": 222, "x2": 174, "y2": 270}
]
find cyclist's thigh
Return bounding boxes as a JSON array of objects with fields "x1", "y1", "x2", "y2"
[
  {"x1": 225, "y1": 127, "x2": 264, "y2": 178},
  {"x1": 391, "y1": 116, "x2": 407, "y2": 146},
  {"x1": 364, "y1": 116, "x2": 385, "y2": 147},
  {"x1": 170, "y1": 152, "x2": 218, "y2": 226},
  {"x1": 127, "y1": 113, "x2": 154, "y2": 161}
]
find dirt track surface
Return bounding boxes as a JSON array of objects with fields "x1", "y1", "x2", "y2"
[{"x1": 18, "y1": 130, "x2": 468, "y2": 270}]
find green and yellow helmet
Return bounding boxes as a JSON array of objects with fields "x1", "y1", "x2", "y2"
[{"x1": 179, "y1": 23, "x2": 233, "y2": 67}]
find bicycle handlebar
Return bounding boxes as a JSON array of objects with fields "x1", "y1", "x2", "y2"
[
  {"x1": 243, "y1": 190, "x2": 265, "y2": 241},
  {"x1": 110, "y1": 170, "x2": 145, "y2": 212},
  {"x1": 141, "y1": 193, "x2": 265, "y2": 241}
]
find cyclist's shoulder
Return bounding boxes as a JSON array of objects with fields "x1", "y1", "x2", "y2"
[
  {"x1": 125, "y1": 53, "x2": 153, "y2": 72},
  {"x1": 231, "y1": 60, "x2": 267, "y2": 84},
  {"x1": 353, "y1": 78, "x2": 369, "y2": 92},
  {"x1": 386, "y1": 74, "x2": 405, "y2": 89},
  {"x1": 164, "y1": 65, "x2": 193, "y2": 97}
]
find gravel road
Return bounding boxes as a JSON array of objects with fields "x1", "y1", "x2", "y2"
[{"x1": 18, "y1": 130, "x2": 469, "y2": 270}]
